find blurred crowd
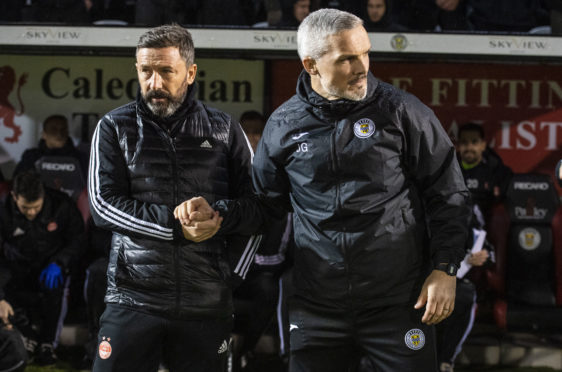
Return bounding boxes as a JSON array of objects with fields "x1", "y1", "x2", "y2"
[{"x1": 1, "y1": 0, "x2": 561, "y2": 34}]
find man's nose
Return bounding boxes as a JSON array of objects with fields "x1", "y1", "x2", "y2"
[
  {"x1": 353, "y1": 55, "x2": 369, "y2": 74},
  {"x1": 148, "y1": 72, "x2": 163, "y2": 90}
]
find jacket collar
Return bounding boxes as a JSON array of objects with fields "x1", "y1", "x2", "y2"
[{"x1": 296, "y1": 70, "x2": 379, "y2": 119}]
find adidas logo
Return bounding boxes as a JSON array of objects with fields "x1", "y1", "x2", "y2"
[
  {"x1": 200, "y1": 140, "x2": 212, "y2": 148},
  {"x1": 217, "y1": 340, "x2": 228, "y2": 354}
]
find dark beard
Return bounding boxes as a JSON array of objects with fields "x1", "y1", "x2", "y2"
[{"x1": 144, "y1": 80, "x2": 188, "y2": 118}]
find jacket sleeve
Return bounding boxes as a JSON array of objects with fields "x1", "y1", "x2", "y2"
[
  {"x1": 214, "y1": 118, "x2": 290, "y2": 236},
  {"x1": 88, "y1": 116, "x2": 181, "y2": 241},
  {"x1": 202, "y1": 121, "x2": 263, "y2": 285},
  {"x1": 402, "y1": 96, "x2": 471, "y2": 268},
  {"x1": 52, "y1": 199, "x2": 86, "y2": 270}
]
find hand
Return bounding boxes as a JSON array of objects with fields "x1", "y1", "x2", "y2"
[
  {"x1": 39, "y1": 262, "x2": 63, "y2": 290},
  {"x1": 414, "y1": 270, "x2": 456, "y2": 325},
  {"x1": 174, "y1": 197, "x2": 215, "y2": 226},
  {"x1": 0, "y1": 300, "x2": 14, "y2": 329},
  {"x1": 435, "y1": 0, "x2": 460, "y2": 11},
  {"x1": 181, "y1": 211, "x2": 223, "y2": 242},
  {"x1": 467, "y1": 250, "x2": 489, "y2": 266}
]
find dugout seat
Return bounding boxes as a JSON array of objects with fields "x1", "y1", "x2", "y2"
[
  {"x1": 486, "y1": 173, "x2": 562, "y2": 330},
  {"x1": 0, "y1": 180, "x2": 11, "y2": 201},
  {"x1": 35, "y1": 155, "x2": 85, "y2": 201}
]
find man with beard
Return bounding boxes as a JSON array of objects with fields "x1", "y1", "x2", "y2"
[
  {"x1": 456, "y1": 122, "x2": 513, "y2": 218},
  {"x1": 177, "y1": 9, "x2": 471, "y2": 371},
  {"x1": 88, "y1": 24, "x2": 258, "y2": 372}
]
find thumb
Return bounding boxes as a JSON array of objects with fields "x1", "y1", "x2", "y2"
[
  {"x1": 414, "y1": 290, "x2": 427, "y2": 309},
  {"x1": 188, "y1": 197, "x2": 206, "y2": 213}
]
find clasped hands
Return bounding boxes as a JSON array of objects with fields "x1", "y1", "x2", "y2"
[{"x1": 174, "y1": 197, "x2": 222, "y2": 242}]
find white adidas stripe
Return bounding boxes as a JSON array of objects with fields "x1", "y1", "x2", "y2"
[
  {"x1": 88, "y1": 122, "x2": 174, "y2": 240},
  {"x1": 234, "y1": 234, "x2": 262, "y2": 279}
]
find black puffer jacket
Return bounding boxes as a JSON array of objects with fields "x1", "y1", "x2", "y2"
[
  {"x1": 221, "y1": 71, "x2": 471, "y2": 309},
  {"x1": 88, "y1": 84, "x2": 257, "y2": 319}
]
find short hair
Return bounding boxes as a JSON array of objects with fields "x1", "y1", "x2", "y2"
[
  {"x1": 239, "y1": 110, "x2": 266, "y2": 133},
  {"x1": 458, "y1": 122, "x2": 485, "y2": 140},
  {"x1": 297, "y1": 8, "x2": 363, "y2": 60},
  {"x1": 137, "y1": 24, "x2": 195, "y2": 66},
  {"x1": 43, "y1": 115, "x2": 69, "y2": 141},
  {"x1": 13, "y1": 171, "x2": 44, "y2": 201}
]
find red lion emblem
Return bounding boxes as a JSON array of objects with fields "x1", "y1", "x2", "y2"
[{"x1": 0, "y1": 66, "x2": 27, "y2": 143}]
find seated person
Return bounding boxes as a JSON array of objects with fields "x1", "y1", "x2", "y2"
[
  {"x1": 278, "y1": 0, "x2": 310, "y2": 27},
  {"x1": 467, "y1": 0, "x2": 550, "y2": 32},
  {"x1": 0, "y1": 171, "x2": 85, "y2": 365},
  {"x1": 357, "y1": 0, "x2": 408, "y2": 32},
  {"x1": 14, "y1": 115, "x2": 88, "y2": 200},
  {"x1": 457, "y1": 122, "x2": 513, "y2": 221},
  {"x1": 391, "y1": 0, "x2": 469, "y2": 31}
]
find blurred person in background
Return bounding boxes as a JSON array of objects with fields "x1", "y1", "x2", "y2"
[
  {"x1": 278, "y1": 0, "x2": 311, "y2": 27},
  {"x1": 0, "y1": 171, "x2": 84, "y2": 365},
  {"x1": 467, "y1": 0, "x2": 550, "y2": 32},
  {"x1": 358, "y1": 0, "x2": 407, "y2": 31}
]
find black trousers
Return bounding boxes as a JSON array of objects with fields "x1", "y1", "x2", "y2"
[
  {"x1": 436, "y1": 279, "x2": 477, "y2": 366},
  {"x1": 93, "y1": 304, "x2": 232, "y2": 372},
  {"x1": 5, "y1": 264, "x2": 66, "y2": 345},
  {"x1": 288, "y1": 296, "x2": 438, "y2": 372}
]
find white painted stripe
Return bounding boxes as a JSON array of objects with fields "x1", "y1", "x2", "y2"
[{"x1": 88, "y1": 123, "x2": 174, "y2": 240}]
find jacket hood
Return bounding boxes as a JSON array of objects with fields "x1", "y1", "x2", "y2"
[
  {"x1": 136, "y1": 81, "x2": 198, "y2": 127},
  {"x1": 295, "y1": 69, "x2": 379, "y2": 118}
]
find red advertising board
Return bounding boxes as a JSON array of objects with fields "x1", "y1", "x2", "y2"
[{"x1": 270, "y1": 60, "x2": 562, "y2": 195}]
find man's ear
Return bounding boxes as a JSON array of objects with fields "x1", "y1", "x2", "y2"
[
  {"x1": 302, "y1": 57, "x2": 318, "y2": 75},
  {"x1": 186, "y1": 63, "x2": 197, "y2": 85}
]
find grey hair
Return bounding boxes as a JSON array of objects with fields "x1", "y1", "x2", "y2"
[
  {"x1": 297, "y1": 8, "x2": 363, "y2": 60},
  {"x1": 137, "y1": 24, "x2": 195, "y2": 65}
]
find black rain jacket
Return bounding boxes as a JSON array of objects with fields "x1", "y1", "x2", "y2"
[{"x1": 219, "y1": 71, "x2": 471, "y2": 309}]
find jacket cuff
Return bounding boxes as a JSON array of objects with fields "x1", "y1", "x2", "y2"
[{"x1": 432, "y1": 251, "x2": 458, "y2": 269}]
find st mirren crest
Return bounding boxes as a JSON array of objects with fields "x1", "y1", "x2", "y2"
[
  {"x1": 353, "y1": 118, "x2": 375, "y2": 139},
  {"x1": 518, "y1": 227, "x2": 541, "y2": 250},
  {"x1": 404, "y1": 328, "x2": 425, "y2": 350},
  {"x1": 391, "y1": 34, "x2": 408, "y2": 51}
]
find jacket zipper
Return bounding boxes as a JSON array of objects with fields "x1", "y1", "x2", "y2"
[
  {"x1": 330, "y1": 122, "x2": 353, "y2": 303},
  {"x1": 168, "y1": 132, "x2": 181, "y2": 315}
]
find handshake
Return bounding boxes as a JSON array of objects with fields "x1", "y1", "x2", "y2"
[{"x1": 174, "y1": 197, "x2": 223, "y2": 242}]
